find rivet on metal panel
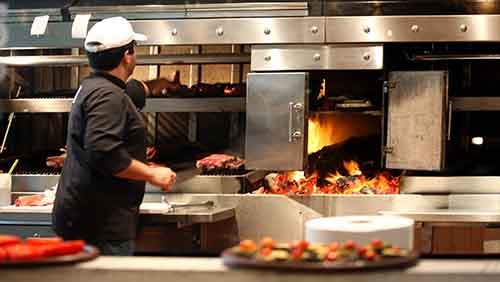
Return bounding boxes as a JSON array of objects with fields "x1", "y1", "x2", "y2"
[
  {"x1": 264, "y1": 27, "x2": 271, "y2": 35},
  {"x1": 264, "y1": 55, "x2": 271, "y2": 62},
  {"x1": 313, "y1": 53, "x2": 321, "y2": 61},
  {"x1": 171, "y1": 28, "x2": 178, "y2": 36},
  {"x1": 293, "y1": 103, "x2": 303, "y2": 111},
  {"x1": 216, "y1": 27, "x2": 224, "y2": 37},
  {"x1": 311, "y1": 26, "x2": 319, "y2": 34},
  {"x1": 411, "y1": 25, "x2": 420, "y2": 33},
  {"x1": 363, "y1": 26, "x2": 371, "y2": 34},
  {"x1": 459, "y1": 24, "x2": 468, "y2": 32},
  {"x1": 363, "y1": 53, "x2": 371, "y2": 61}
]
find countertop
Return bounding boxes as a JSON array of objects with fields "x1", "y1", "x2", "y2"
[
  {"x1": 3, "y1": 256, "x2": 500, "y2": 282},
  {"x1": 0, "y1": 203, "x2": 236, "y2": 224}
]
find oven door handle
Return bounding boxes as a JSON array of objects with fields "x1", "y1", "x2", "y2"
[
  {"x1": 288, "y1": 102, "x2": 294, "y2": 142},
  {"x1": 288, "y1": 102, "x2": 303, "y2": 142}
]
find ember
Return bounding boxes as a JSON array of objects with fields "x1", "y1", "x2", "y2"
[{"x1": 256, "y1": 160, "x2": 399, "y2": 195}]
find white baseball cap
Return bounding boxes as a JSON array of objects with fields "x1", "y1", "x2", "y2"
[{"x1": 84, "y1": 17, "x2": 147, "y2": 53}]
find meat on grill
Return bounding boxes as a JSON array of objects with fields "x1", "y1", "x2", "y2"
[{"x1": 196, "y1": 154, "x2": 245, "y2": 172}]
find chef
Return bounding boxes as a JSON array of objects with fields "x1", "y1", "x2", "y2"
[{"x1": 52, "y1": 17, "x2": 176, "y2": 256}]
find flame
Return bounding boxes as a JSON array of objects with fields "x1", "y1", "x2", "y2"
[
  {"x1": 308, "y1": 115, "x2": 339, "y2": 154},
  {"x1": 255, "y1": 109, "x2": 398, "y2": 195},
  {"x1": 307, "y1": 114, "x2": 381, "y2": 155},
  {"x1": 257, "y1": 160, "x2": 399, "y2": 195},
  {"x1": 343, "y1": 160, "x2": 362, "y2": 176}
]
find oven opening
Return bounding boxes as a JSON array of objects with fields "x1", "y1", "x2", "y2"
[{"x1": 257, "y1": 70, "x2": 401, "y2": 195}]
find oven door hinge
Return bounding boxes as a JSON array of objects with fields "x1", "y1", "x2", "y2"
[
  {"x1": 383, "y1": 146, "x2": 394, "y2": 154},
  {"x1": 386, "y1": 81, "x2": 397, "y2": 89}
]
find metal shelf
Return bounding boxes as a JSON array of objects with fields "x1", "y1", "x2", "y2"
[
  {"x1": 451, "y1": 97, "x2": 500, "y2": 112},
  {"x1": 144, "y1": 97, "x2": 245, "y2": 113},
  {"x1": 310, "y1": 110, "x2": 382, "y2": 116},
  {"x1": 0, "y1": 54, "x2": 250, "y2": 67},
  {"x1": 0, "y1": 98, "x2": 246, "y2": 113}
]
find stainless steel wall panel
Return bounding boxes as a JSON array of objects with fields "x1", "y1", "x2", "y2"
[
  {"x1": 251, "y1": 44, "x2": 383, "y2": 71},
  {"x1": 326, "y1": 15, "x2": 500, "y2": 43},
  {"x1": 4, "y1": 17, "x2": 324, "y2": 49},
  {"x1": 132, "y1": 17, "x2": 325, "y2": 46}
]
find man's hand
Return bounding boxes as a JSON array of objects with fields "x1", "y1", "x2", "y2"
[
  {"x1": 46, "y1": 153, "x2": 66, "y2": 168},
  {"x1": 148, "y1": 167, "x2": 176, "y2": 192}
]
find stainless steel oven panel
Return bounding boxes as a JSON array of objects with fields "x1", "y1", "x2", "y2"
[
  {"x1": 251, "y1": 44, "x2": 383, "y2": 71},
  {"x1": 246, "y1": 72, "x2": 309, "y2": 171},
  {"x1": 386, "y1": 71, "x2": 448, "y2": 171}
]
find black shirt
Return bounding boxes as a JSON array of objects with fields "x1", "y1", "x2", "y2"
[{"x1": 52, "y1": 72, "x2": 146, "y2": 241}]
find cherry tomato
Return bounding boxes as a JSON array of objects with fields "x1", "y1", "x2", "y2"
[
  {"x1": 239, "y1": 240, "x2": 257, "y2": 253},
  {"x1": 290, "y1": 240, "x2": 309, "y2": 251},
  {"x1": 357, "y1": 246, "x2": 367, "y2": 256},
  {"x1": 291, "y1": 248, "x2": 304, "y2": 261},
  {"x1": 259, "y1": 247, "x2": 272, "y2": 257},
  {"x1": 343, "y1": 240, "x2": 356, "y2": 250},
  {"x1": 0, "y1": 235, "x2": 21, "y2": 247},
  {"x1": 326, "y1": 251, "x2": 338, "y2": 261},
  {"x1": 371, "y1": 239, "x2": 384, "y2": 250},
  {"x1": 363, "y1": 250, "x2": 377, "y2": 261},
  {"x1": 259, "y1": 237, "x2": 275, "y2": 249},
  {"x1": 328, "y1": 241, "x2": 339, "y2": 252}
]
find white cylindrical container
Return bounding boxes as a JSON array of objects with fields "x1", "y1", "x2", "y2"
[
  {"x1": 0, "y1": 173, "x2": 12, "y2": 206},
  {"x1": 305, "y1": 215, "x2": 414, "y2": 250}
]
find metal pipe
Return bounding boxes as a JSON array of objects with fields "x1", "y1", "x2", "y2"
[
  {"x1": 0, "y1": 54, "x2": 251, "y2": 67},
  {"x1": 414, "y1": 54, "x2": 500, "y2": 61}
]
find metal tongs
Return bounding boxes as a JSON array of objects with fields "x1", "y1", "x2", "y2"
[{"x1": 161, "y1": 195, "x2": 215, "y2": 213}]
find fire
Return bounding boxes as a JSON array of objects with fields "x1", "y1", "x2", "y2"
[
  {"x1": 308, "y1": 115, "x2": 338, "y2": 154},
  {"x1": 259, "y1": 110, "x2": 398, "y2": 195},
  {"x1": 307, "y1": 114, "x2": 380, "y2": 155},
  {"x1": 256, "y1": 160, "x2": 399, "y2": 195}
]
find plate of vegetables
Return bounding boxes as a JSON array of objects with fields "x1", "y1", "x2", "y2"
[{"x1": 222, "y1": 237, "x2": 418, "y2": 272}]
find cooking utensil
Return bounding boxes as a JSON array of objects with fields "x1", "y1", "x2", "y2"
[{"x1": 161, "y1": 195, "x2": 215, "y2": 213}]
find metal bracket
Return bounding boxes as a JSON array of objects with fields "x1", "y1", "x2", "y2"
[
  {"x1": 383, "y1": 146, "x2": 394, "y2": 154},
  {"x1": 386, "y1": 81, "x2": 397, "y2": 89}
]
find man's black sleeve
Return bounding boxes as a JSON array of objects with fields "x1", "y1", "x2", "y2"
[
  {"x1": 126, "y1": 79, "x2": 146, "y2": 110},
  {"x1": 83, "y1": 90, "x2": 132, "y2": 175}
]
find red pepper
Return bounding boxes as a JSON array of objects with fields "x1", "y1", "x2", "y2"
[{"x1": 0, "y1": 235, "x2": 21, "y2": 247}]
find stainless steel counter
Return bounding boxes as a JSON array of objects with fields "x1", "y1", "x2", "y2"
[
  {"x1": 0, "y1": 203, "x2": 236, "y2": 225},
  {"x1": 381, "y1": 210, "x2": 500, "y2": 223},
  {"x1": 3, "y1": 256, "x2": 500, "y2": 282}
]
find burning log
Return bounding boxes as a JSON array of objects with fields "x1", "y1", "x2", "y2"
[{"x1": 255, "y1": 136, "x2": 399, "y2": 195}]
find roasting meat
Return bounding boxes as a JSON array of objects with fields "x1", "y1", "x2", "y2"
[
  {"x1": 146, "y1": 70, "x2": 245, "y2": 98},
  {"x1": 14, "y1": 186, "x2": 56, "y2": 206},
  {"x1": 196, "y1": 154, "x2": 245, "y2": 173}
]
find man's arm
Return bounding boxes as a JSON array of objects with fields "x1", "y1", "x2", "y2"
[{"x1": 115, "y1": 159, "x2": 176, "y2": 192}]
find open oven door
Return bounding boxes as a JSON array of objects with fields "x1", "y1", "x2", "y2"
[
  {"x1": 245, "y1": 72, "x2": 309, "y2": 171},
  {"x1": 385, "y1": 71, "x2": 448, "y2": 171}
]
